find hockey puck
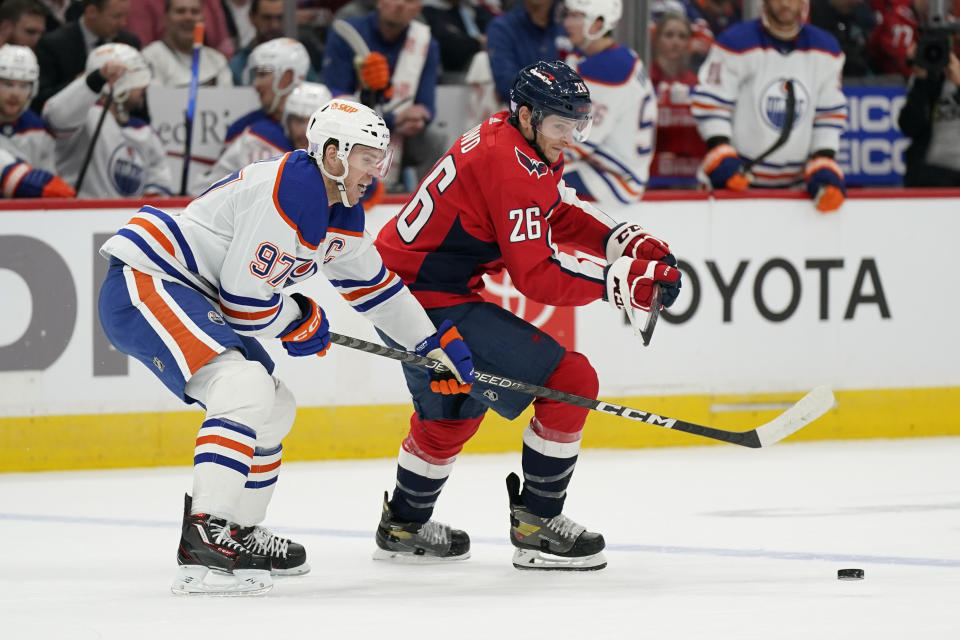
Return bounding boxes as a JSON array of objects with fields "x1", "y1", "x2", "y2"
[{"x1": 837, "y1": 568, "x2": 864, "y2": 580}]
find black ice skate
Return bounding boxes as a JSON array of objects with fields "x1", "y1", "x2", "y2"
[
  {"x1": 506, "y1": 472, "x2": 607, "y2": 571},
  {"x1": 235, "y1": 525, "x2": 310, "y2": 576},
  {"x1": 373, "y1": 491, "x2": 471, "y2": 563},
  {"x1": 172, "y1": 494, "x2": 272, "y2": 596}
]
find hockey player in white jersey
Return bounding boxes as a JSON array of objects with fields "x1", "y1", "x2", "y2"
[
  {"x1": 562, "y1": 0, "x2": 656, "y2": 205},
  {"x1": 194, "y1": 81, "x2": 331, "y2": 194},
  {"x1": 43, "y1": 43, "x2": 174, "y2": 199},
  {"x1": 0, "y1": 45, "x2": 74, "y2": 198},
  {"x1": 97, "y1": 99, "x2": 476, "y2": 596},
  {"x1": 690, "y1": 0, "x2": 848, "y2": 212}
]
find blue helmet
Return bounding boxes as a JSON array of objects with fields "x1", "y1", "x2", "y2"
[{"x1": 509, "y1": 60, "x2": 592, "y2": 139}]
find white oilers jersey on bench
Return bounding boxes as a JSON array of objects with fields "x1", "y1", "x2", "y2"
[{"x1": 691, "y1": 19, "x2": 848, "y2": 186}]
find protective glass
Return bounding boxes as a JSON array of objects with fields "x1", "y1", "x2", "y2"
[
  {"x1": 347, "y1": 145, "x2": 394, "y2": 179},
  {"x1": 535, "y1": 111, "x2": 593, "y2": 144}
]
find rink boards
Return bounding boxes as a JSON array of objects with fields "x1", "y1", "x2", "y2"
[{"x1": 1, "y1": 191, "x2": 958, "y2": 471}]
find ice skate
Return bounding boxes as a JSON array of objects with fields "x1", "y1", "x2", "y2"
[
  {"x1": 506, "y1": 472, "x2": 607, "y2": 571},
  {"x1": 373, "y1": 491, "x2": 471, "y2": 563},
  {"x1": 172, "y1": 495, "x2": 273, "y2": 596},
  {"x1": 235, "y1": 524, "x2": 310, "y2": 576}
]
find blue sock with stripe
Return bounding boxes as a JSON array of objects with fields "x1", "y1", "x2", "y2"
[{"x1": 520, "y1": 443, "x2": 578, "y2": 519}]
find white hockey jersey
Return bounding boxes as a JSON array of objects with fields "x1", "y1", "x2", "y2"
[
  {"x1": 43, "y1": 76, "x2": 174, "y2": 198},
  {"x1": 191, "y1": 116, "x2": 290, "y2": 195},
  {"x1": 0, "y1": 110, "x2": 56, "y2": 172},
  {"x1": 100, "y1": 150, "x2": 438, "y2": 348},
  {"x1": 563, "y1": 45, "x2": 656, "y2": 205},
  {"x1": 691, "y1": 20, "x2": 848, "y2": 187},
  {"x1": 141, "y1": 40, "x2": 234, "y2": 88}
]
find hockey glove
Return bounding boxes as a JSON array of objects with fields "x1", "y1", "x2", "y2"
[
  {"x1": 700, "y1": 143, "x2": 749, "y2": 191},
  {"x1": 414, "y1": 319, "x2": 476, "y2": 395},
  {"x1": 360, "y1": 52, "x2": 391, "y2": 92},
  {"x1": 804, "y1": 156, "x2": 845, "y2": 213},
  {"x1": 1, "y1": 163, "x2": 76, "y2": 198},
  {"x1": 604, "y1": 222, "x2": 671, "y2": 263},
  {"x1": 605, "y1": 256, "x2": 681, "y2": 313},
  {"x1": 278, "y1": 293, "x2": 331, "y2": 357}
]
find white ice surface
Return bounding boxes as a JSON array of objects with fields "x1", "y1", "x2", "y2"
[{"x1": 2, "y1": 437, "x2": 959, "y2": 639}]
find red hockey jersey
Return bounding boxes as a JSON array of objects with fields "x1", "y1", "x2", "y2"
[{"x1": 375, "y1": 112, "x2": 615, "y2": 309}]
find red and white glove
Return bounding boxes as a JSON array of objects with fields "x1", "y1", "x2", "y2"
[
  {"x1": 604, "y1": 222, "x2": 671, "y2": 263},
  {"x1": 605, "y1": 256, "x2": 681, "y2": 313},
  {"x1": 359, "y1": 52, "x2": 391, "y2": 92}
]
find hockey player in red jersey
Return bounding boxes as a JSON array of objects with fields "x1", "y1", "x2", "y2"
[{"x1": 373, "y1": 60, "x2": 682, "y2": 570}]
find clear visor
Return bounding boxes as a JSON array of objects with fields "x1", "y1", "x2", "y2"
[
  {"x1": 346, "y1": 145, "x2": 394, "y2": 179},
  {"x1": 535, "y1": 111, "x2": 593, "y2": 144}
]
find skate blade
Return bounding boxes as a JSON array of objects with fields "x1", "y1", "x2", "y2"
[
  {"x1": 171, "y1": 566, "x2": 273, "y2": 596},
  {"x1": 511, "y1": 548, "x2": 607, "y2": 571},
  {"x1": 372, "y1": 548, "x2": 471, "y2": 564},
  {"x1": 272, "y1": 562, "x2": 311, "y2": 577}
]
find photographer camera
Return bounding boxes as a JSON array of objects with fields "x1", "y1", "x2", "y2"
[{"x1": 899, "y1": 0, "x2": 960, "y2": 186}]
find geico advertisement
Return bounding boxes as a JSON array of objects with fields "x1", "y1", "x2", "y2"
[{"x1": 1, "y1": 197, "x2": 957, "y2": 417}]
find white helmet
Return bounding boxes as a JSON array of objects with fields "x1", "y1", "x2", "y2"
[
  {"x1": 306, "y1": 99, "x2": 392, "y2": 205},
  {"x1": 284, "y1": 82, "x2": 333, "y2": 119},
  {"x1": 85, "y1": 43, "x2": 151, "y2": 103},
  {"x1": 566, "y1": 0, "x2": 622, "y2": 41},
  {"x1": 245, "y1": 37, "x2": 310, "y2": 112},
  {"x1": 0, "y1": 44, "x2": 39, "y2": 117}
]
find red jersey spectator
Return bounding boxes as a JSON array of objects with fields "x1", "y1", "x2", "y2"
[
  {"x1": 126, "y1": 0, "x2": 235, "y2": 58},
  {"x1": 868, "y1": 0, "x2": 922, "y2": 77},
  {"x1": 650, "y1": 12, "x2": 706, "y2": 183}
]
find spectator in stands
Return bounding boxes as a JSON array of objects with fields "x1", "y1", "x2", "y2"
[
  {"x1": 34, "y1": 0, "x2": 140, "y2": 113},
  {"x1": 868, "y1": 0, "x2": 929, "y2": 78},
  {"x1": 650, "y1": 0, "x2": 713, "y2": 67},
  {"x1": 691, "y1": 0, "x2": 849, "y2": 213},
  {"x1": 809, "y1": 0, "x2": 874, "y2": 77},
  {"x1": 899, "y1": 51, "x2": 960, "y2": 185},
  {"x1": 36, "y1": 0, "x2": 72, "y2": 33},
  {"x1": 692, "y1": 0, "x2": 739, "y2": 39},
  {"x1": 650, "y1": 12, "x2": 707, "y2": 184},
  {"x1": 229, "y1": 0, "x2": 320, "y2": 85},
  {"x1": 486, "y1": 0, "x2": 566, "y2": 102},
  {"x1": 561, "y1": 0, "x2": 656, "y2": 205},
  {"x1": 142, "y1": 0, "x2": 233, "y2": 87},
  {"x1": 43, "y1": 43, "x2": 173, "y2": 197},
  {"x1": 0, "y1": 43, "x2": 75, "y2": 197},
  {"x1": 222, "y1": 0, "x2": 253, "y2": 52},
  {"x1": 421, "y1": 0, "x2": 498, "y2": 74},
  {"x1": 127, "y1": 0, "x2": 234, "y2": 58},
  {"x1": 322, "y1": 0, "x2": 445, "y2": 189},
  {"x1": 0, "y1": 0, "x2": 47, "y2": 49},
  {"x1": 194, "y1": 80, "x2": 330, "y2": 192},
  {"x1": 334, "y1": 0, "x2": 376, "y2": 21}
]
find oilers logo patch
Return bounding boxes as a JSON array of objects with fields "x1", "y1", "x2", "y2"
[
  {"x1": 207, "y1": 311, "x2": 225, "y2": 325},
  {"x1": 515, "y1": 148, "x2": 548, "y2": 178},
  {"x1": 758, "y1": 78, "x2": 808, "y2": 131},
  {"x1": 108, "y1": 144, "x2": 147, "y2": 196}
]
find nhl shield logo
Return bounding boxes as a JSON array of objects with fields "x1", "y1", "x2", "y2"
[
  {"x1": 207, "y1": 310, "x2": 225, "y2": 325},
  {"x1": 483, "y1": 389, "x2": 499, "y2": 402},
  {"x1": 758, "y1": 78, "x2": 808, "y2": 131},
  {"x1": 152, "y1": 356, "x2": 165, "y2": 372}
]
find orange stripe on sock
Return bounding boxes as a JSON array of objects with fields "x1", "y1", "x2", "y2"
[
  {"x1": 250, "y1": 459, "x2": 282, "y2": 473},
  {"x1": 196, "y1": 434, "x2": 255, "y2": 457}
]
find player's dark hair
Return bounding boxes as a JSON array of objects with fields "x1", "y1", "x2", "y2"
[{"x1": 0, "y1": 0, "x2": 46, "y2": 23}]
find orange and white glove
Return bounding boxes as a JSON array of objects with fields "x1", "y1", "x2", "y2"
[
  {"x1": 699, "y1": 143, "x2": 749, "y2": 191},
  {"x1": 359, "y1": 51, "x2": 391, "y2": 92},
  {"x1": 804, "y1": 156, "x2": 845, "y2": 213},
  {"x1": 1, "y1": 163, "x2": 76, "y2": 198}
]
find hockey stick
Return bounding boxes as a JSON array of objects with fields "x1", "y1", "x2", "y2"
[
  {"x1": 74, "y1": 88, "x2": 113, "y2": 194},
  {"x1": 741, "y1": 79, "x2": 796, "y2": 176},
  {"x1": 179, "y1": 22, "x2": 204, "y2": 196},
  {"x1": 328, "y1": 332, "x2": 835, "y2": 448}
]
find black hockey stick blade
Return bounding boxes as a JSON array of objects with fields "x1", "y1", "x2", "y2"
[
  {"x1": 742, "y1": 79, "x2": 796, "y2": 174},
  {"x1": 328, "y1": 332, "x2": 835, "y2": 448}
]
